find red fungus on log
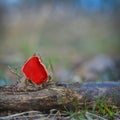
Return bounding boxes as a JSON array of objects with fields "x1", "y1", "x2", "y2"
[{"x1": 22, "y1": 55, "x2": 49, "y2": 84}]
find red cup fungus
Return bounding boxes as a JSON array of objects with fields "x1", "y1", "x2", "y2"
[{"x1": 22, "y1": 55, "x2": 49, "y2": 84}]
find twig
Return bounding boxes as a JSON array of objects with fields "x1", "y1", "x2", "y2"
[
  {"x1": 86, "y1": 111, "x2": 107, "y2": 120},
  {"x1": 8, "y1": 66, "x2": 21, "y2": 80},
  {"x1": 0, "y1": 111, "x2": 42, "y2": 120}
]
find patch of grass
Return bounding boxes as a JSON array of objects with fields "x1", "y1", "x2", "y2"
[
  {"x1": 95, "y1": 98, "x2": 116, "y2": 119},
  {"x1": 65, "y1": 97, "x2": 119, "y2": 120}
]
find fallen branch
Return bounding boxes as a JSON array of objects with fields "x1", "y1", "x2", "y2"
[
  {"x1": 0, "y1": 86, "x2": 80, "y2": 112},
  {"x1": 0, "y1": 82, "x2": 120, "y2": 113}
]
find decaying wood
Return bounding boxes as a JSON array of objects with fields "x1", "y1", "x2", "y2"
[
  {"x1": 0, "y1": 86, "x2": 81, "y2": 112},
  {"x1": 66, "y1": 82, "x2": 120, "y2": 107},
  {"x1": 0, "y1": 82, "x2": 120, "y2": 112}
]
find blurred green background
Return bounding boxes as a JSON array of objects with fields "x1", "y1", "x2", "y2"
[{"x1": 0, "y1": 0, "x2": 120, "y2": 67}]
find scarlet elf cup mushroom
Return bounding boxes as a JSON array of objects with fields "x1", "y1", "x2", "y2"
[{"x1": 22, "y1": 56, "x2": 49, "y2": 84}]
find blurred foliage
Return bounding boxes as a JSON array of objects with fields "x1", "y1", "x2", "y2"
[
  {"x1": 0, "y1": 0, "x2": 120, "y2": 66},
  {"x1": 0, "y1": 69, "x2": 7, "y2": 86}
]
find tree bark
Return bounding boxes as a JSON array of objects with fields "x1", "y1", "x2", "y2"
[
  {"x1": 0, "y1": 86, "x2": 80, "y2": 112},
  {"x1": 0, "y1": 82, "x2": 120, "y2": 112},
  {"x1": 66, "y1": 82, "x2": 120, "y2": 107}
]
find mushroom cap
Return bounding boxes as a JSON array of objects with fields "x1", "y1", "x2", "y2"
[{"x1": 22, "y1": 56, "x2": 49, "y2": 84}]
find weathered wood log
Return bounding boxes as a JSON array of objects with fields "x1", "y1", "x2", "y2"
[
  {"x1": 66, "y1": 82, "x2": 120, "y2": 107},
  {"x1": 0, "y1": 82, "x2": 120, "y2": 112},
  {"x1": 0, "y1": 86, "x2": 80, "y2": 112},
  {"x1": 57, "y1": 82, "x2": 120, "y2": 108}
]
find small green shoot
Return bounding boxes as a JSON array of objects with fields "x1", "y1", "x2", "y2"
[
  {"x1": 8, "y1": 66, "x2": 22, "y2": 81},
  {"x1": 45, "y1": 58, "x2": 57, "y2": 84}
]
